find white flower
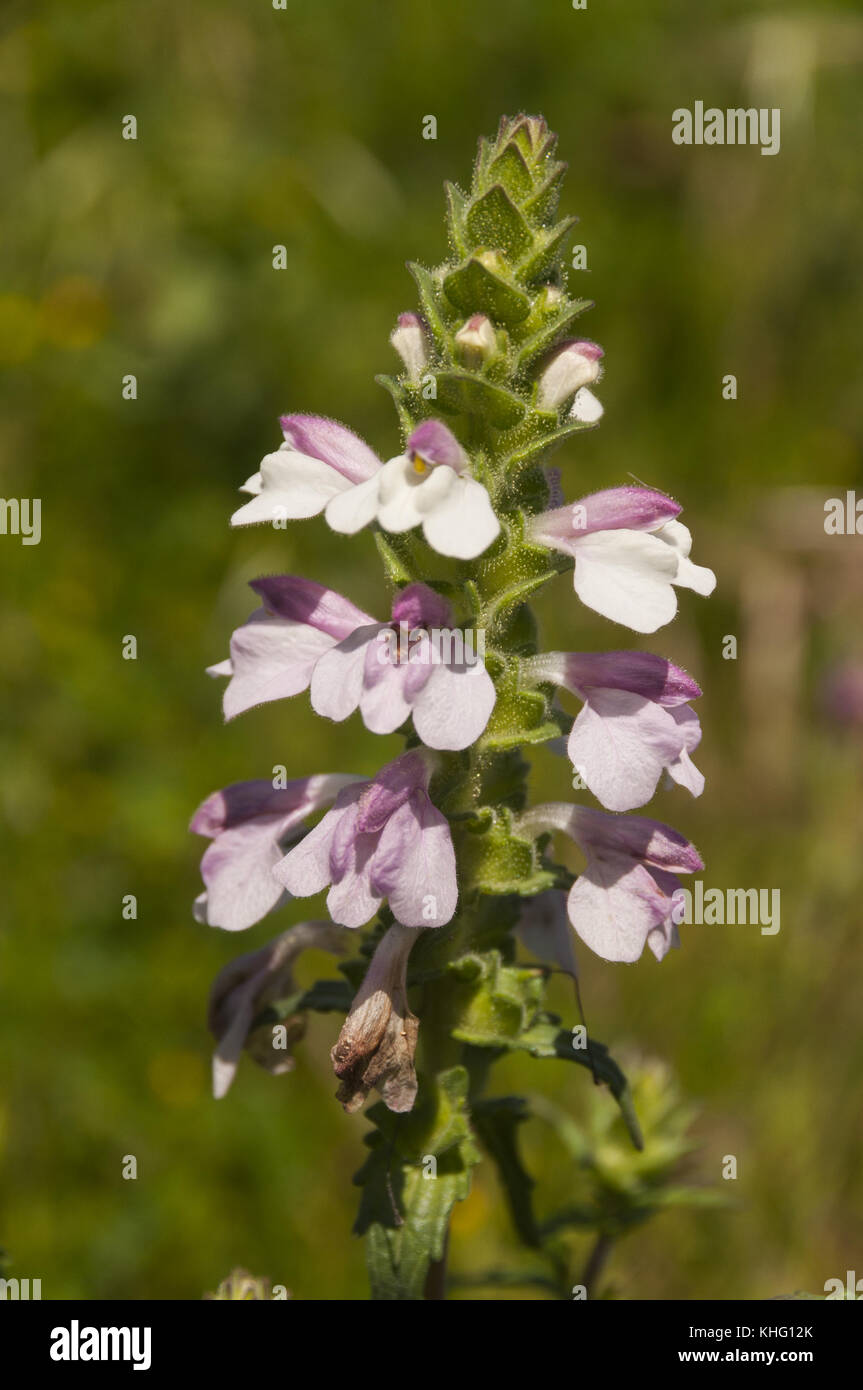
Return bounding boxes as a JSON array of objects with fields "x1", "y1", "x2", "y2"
[{"x1": 325, "y1": 419, "x2": 500, "y2": 561}]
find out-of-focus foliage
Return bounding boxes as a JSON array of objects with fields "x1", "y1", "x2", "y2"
[{"x1": 0, "y1": 0, "x2": 861, "y2": 1299}]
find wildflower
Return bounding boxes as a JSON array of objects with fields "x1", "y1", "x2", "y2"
[
  {"x1": 208, "y1": 921, "x2": 347, "y2": 1098},
  {"x1": 454, "y1": 313, "x2": 497, "y2": 367},
  {"x1": 330, "y1": 924, "x2": 420, "y2": 1113},
  {"x1": 529, "y1": 486, "x2": 716, "y2": 633},
  {"x1": 537, "y1": 338, "x2": 604, "y2": 411},
  {"x1": 190, "y1": 774, "x2": 360, "y2": 931},
  {"x1": 231, "y1": 414, "x2": 382, "y2": 527},
  {"x1": 325, "y1": 419, "x2": 500, "y2": 559},
  {"x1": 274, "y1": 751, "x2": 457, "y2": 929},
  {"x1": 390, "y1": 312, "x2": 428, "y2": 384},
  {"x1": 524, "y1": 650, "x2": 704, "y2": 811},
  {"x1": 516, "y1": 802, "x2": 703, "y2": 963},
  {"x1": 211, "y1": 578, "x2": 495, "y2": 749}
]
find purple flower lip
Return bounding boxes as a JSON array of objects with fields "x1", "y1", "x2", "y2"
[
  {"x1": 529, "y1": 650, "x2": 702, "y2": 705},
  {"x1": 390, "y1": 582, "x2": 452, "y2": 631},
  {"x1": 277, "y1": 414, "x2": 381, "y2": 484},
  {"x1": 405, "y1": 420, "x2": 468, "y2": 473}
]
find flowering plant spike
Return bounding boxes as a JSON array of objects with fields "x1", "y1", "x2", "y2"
[{"x1": 191, "y1": 115, "x2": 715, "y2": 1300}]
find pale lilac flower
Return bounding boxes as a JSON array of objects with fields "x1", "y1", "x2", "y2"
[
  {"x1": 390, "y1": 312, "x2": 428, "y2": 384},
  {"x1": 274, "y1": 750, "x2": 457, "y2": 929},
  {"x1": 524, "y1": 650, "x2": 704, "y2": 811},
  {"x1": 210, "y1": 579, "x2": 495, "y2": 750},
  {"x1": 516, "y1": 890, "x2": 578, "y2": 977},
  {"x1": 516, "y1": 802, "x2": 703, "y2": 964},
  {"x1": 190, "y1": 774, "x2": 360, "y2": 931},
  {"x1": 209, "y1": 576, "x2": 375, "y2": 721},
  {"x1": 330, "y1": 923, "x2": 420, "y2": 1113},
  {"x1": 325, "y1": 419, "x2": 500, "y2": 560},
  {"x1": 208, "y1": 921, "x2": 347, "y2": 1098},
  {"x1": 537, "y1": 339, "x2": 604, "y2": 411},
  {"x1": 231, "y1": 414, "x2": 382, "y2": 527},
  {"x1": 529, "y1": 486, "x2": 716, "y2": 633}
]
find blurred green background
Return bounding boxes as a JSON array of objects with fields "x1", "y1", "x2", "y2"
[{"x1": 1, "y1": 0, "x2": 862, "y2": 1300}]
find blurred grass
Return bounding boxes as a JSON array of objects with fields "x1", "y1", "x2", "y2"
[{"x1": 0, "y1": 0, "x2": 862, "y2": 1298}]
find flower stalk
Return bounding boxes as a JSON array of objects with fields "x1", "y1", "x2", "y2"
[{"x1": 191, "y1": 114, "x2": 716, "y2": 1300}]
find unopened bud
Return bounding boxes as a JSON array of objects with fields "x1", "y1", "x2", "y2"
[
  {"x1": 537, "y1": 339, "x2": 604, "y2": 410},
  {"x1": 454, "y1": 314, "x2": 497, "y2": 367},
  {"x1": 390, "y1": 312, "x2": 428, "y2": 384}
]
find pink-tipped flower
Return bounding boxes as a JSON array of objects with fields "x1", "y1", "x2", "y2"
[
  {"x1": 208, "y1": 576, "x2": 376, "y2": 721},
  {"x1": 325, "y1": 419, "x2": 500, "y2": 560},
  {"x1": 190, "y1": 774, "x2": 360, "y2": 931},
  {"x1": 210, "y1": 579, "x2": 495, "y2": 750},
  {"x1": 208, "y1": 921, "x2": 347, "y2": 1098},
  {"x1": 529, "y1": 487, "x2": 716, "y2": 633},
  {"x1": 231, "y1": 414, "x2": 382, "y2": 528},
  {"x1": 274, "y1": 751, "x2": 457, "y2": 929},
  {"x1": 537, "y1": 339, "x2": 604, "y2": 411},
  {"x1": 390, "y1": 312, "x2": 428, "y2": 385},
  {"x1": 454, "y1": 313, "x2": 497, "y2": 367},
  {"x1": 524, "y1": 650, "x2": 704, "y2": 811},
  {"x1": 516, "y1": 802, "x2": 703, "y2": 964}
]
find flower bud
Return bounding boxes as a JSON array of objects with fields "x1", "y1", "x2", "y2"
[
  {"x1": 204, "y1": 1269, "x2": 280, "y2": 1300},
  {"x1": 537, "y1": 339, "x2": 604, "y2": 410},
  {"x1": 330, "y1": 924, "x2": 420, "y2": 1114},
  {"x1": 390, "y1": 312, "x2": 428, "y2": 384},
  {"x1": 454, "y1": 313, "x2": 497, "y2": 367}
]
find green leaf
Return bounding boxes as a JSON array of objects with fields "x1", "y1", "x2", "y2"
[
  {"x1": 503, "y1": 417, "x2": 596, "y2": 469},
  {"x1": 355, "y1": 1068, "x2": 481, "y2": 1300},
  {"x1": 487, "y1": 144, "x2": 533, "y2": 201},
  {"x1": 433, "y1": 369, "x2": 525, "y2": 428},
  {"x1": 472, "y1": 1097, "x2": 540, "y2": 1247},
  {"x1": 375, "y1": 373, "x2": 414, "y2": 434},
  {"x1": 443, "y1": 255, "x2": 531, "y2": 326},
  {"x1": 517, "y1": 216, "x2": 577, "y2": 284},
  {"x1": 515, "y1": 298, "x2": 594, "y2": 371},
  {"x1": 465, "y1": 185, "x2": 534, "y2": 259},
  {"x1": 515, "y1": 1021, "x2": 644, "y2": 1151},
  {"x1": 407, "y1": 261, "x2": 451, "y2": 340},
  {"x1": 456, "y1": 812, "x2": 556, "y2": 897},
  {"x1": 447, "y1": 950, "x2": 546, "y2": 1045},
  {"x1": 444, "y1": 182, "x2": 469, "y2": 257},
  {"x1": 521, "y1": 167, "x2": 566, "y2": 225}
]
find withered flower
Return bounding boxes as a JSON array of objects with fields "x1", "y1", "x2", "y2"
[
  {"x1": 208, "y1": 921, "x2": 347, "y2": 1098},
  {"x1": 330, "y1": 924, "x2": 420, "y2": 1114}
]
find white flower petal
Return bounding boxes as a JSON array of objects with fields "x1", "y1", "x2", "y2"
[
  {"x1": 570, "y1": 387, "x2": 604, "y2": 423},
  {"x1": 572, "y1": 529, "x2": 679, "y2": 633},
  {"x1": 324, "y1": 474, "x2": 382, "y2": 534},
  {"x1": 411, "y1": 660, "x2": 496, "y2": 750},
  {"x1": 421, "y1": 476, "x2": 501, "y2": 560},
  {"x1": 231, "y1": 449, "x2": 351, "y2": 526},
  {"x1": 310, "y1": 626, "x2": 382, "y2": 721},
  {"x1": 568, "y1": 691, "x2": 686, "y2": 812}
]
